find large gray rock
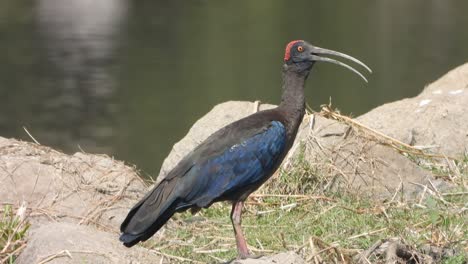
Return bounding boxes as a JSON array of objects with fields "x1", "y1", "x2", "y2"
[
  {"x1": 0, "y1": 137, "x2": 161, "y2": 263},
  {"x1": 16, "y1": 222, "x2": 161, "y2": 264},
  {"x1": 0, "y1": 138, "x2": 146, "y2": 230},
  {"x1": 358, "y1": 62, "x2": 468, "y2": 156},
  {"x1": 293, "y1": 114, "x2": 437, "y2": 198}
]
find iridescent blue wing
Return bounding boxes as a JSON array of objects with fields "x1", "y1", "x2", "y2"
[{"x1": 180, "y1": 121, "x2": 286, "y2": 206}]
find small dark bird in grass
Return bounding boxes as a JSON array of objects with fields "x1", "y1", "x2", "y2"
[{"x1": 120, "y1": 40, "x2": 371, "y2": 259}]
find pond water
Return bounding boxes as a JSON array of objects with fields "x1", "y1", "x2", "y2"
[{"x1": 1, "y1": 0, "x2": 467, "y2": 177}]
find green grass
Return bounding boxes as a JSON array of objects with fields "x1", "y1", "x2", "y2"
[
  {"x1": 0, "y1": 204, "x2": 30, "y2": 264},
  {"x1": 443, "y1": 254, "x2": 468, "y2": 264},
  {"x1": 140, "y1": 151, "x2": 467, "y2": 263},
  {"x1": 149, "y1": 192, "x2": 466, "y2": 263}
]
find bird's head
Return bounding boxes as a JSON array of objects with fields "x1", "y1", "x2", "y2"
[{"x1": 283, "y1": 40, "x2": 372, "y2": 82}]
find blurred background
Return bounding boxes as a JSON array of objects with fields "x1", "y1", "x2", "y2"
[{"x1": 1, "y1": 0, "x2": 467, "y2": 177}]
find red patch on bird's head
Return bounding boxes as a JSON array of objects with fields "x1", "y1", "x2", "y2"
[{"x1": 284, "y1": 40, "x2": 303, "y2": 62}]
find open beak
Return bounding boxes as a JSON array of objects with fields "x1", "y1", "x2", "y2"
[{"x1": 309, "y1": 45, "x2": 372, "y2": 82}]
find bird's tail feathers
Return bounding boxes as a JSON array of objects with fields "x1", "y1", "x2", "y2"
[
  {"x1": 119, "y1": 233, "x2": 141, "y2": 247},
  {"x1": 119, "y1": 178, "x2": 189, "y2": 247}
]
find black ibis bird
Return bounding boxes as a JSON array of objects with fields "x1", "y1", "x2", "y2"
[{"x1": 120, "y1": 40, "x2": 371, "y2": 259}]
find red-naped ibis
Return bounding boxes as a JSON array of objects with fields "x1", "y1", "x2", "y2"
[{"x1": 120, "y1": 40, "x2": 371, "y2": 259}]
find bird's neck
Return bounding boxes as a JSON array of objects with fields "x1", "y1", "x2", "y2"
[{"x1": 278, "y1": 65, "x2": 307, "y2": 140}]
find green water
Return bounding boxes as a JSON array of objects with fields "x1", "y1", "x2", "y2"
[{"x1": 1, "y1": 1, "x2": 467, "y2": 177}]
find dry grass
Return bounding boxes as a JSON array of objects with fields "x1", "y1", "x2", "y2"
[{"x1": 0, "y1": 203, "x2": 30, "y2": 263}]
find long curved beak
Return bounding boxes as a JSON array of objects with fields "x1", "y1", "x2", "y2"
[{"x1": 309, "y1": 46, "x2": 372, "y2": 82}]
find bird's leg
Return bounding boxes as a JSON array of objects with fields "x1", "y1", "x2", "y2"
[{"x1": 231, "y1": 201, "x2": 251, "y2": 259}]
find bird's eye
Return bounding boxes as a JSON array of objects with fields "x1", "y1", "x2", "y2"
[{"x1": 297, "y1": 46, "x2": 304, "y2": 52}]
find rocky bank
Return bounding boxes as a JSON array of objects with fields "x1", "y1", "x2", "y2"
[{"x1": 1, "y1": 63, "x2": 467, "y2": 263}]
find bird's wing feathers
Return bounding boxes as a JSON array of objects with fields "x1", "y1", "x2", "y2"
[
  {"x1": 121, "y1": 116, "x2": 286, "y2": 238},
  {"x1": 162, "y1": 114, "x2": 276, "y2": 181},
  {"x1": 177, "y1": 120, "x2": 287, "y2": 206}
]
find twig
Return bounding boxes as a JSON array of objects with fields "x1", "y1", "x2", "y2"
[
  {"x1": 194, "y1": 248, "x2": 229, "y2": 254},
  {"x1": 309, "y1": 114, "x2": 316, "y2": 132},
  {"x1": 256, "y1": 209, "x2": 275, "y2": 215},
  {"x1": 428, "y1": 178, "x2": 450, "y2": 205},
  {"x1": 0, "y1": 243, "x2": 27, "y2": 263},
  {"x1": 418, "y1": 185, "x2": 428, "y2": 205},
  {"x1": 299, "y1": 204, "x2": 337, "y2": 223},
  {"x1": 309, "y1": 237, "x2": 322, "y2": 264},
  {"x1": 355, "y1": 239, "x2": 383, "y2": 264},
  {"x1": 207, "y1": 254, "x2": 227, "y2": 262},
  {"x1": 389, "y1": 176, "x2": 403, "y2": 204},
  {"x1": 253, "y1": 100, "x2": 261, "y2": 113},
  {"x1": 280, "y1": 232, "x2": 287, "y2": 249},
  {"x1": 37, "y1": 250, "x2": 117, "y2": 263},
  {"x1": 413, "y1": 145, "x2": 439, "y2": 150},
  {"x1": 347, "y1": 228, "x2": 387, "y2": 240},
  {"x1": 441, "y1": 191, "x2": 468, "y2": 196},
  {"x1": 307, "y1": 245, "x2": 337, "y2": 261},
  {"x1": 334, "y1": 246, "x2": 347, "y2": 264},
  {"x1": 280, "y1": 203, "x2": 297, "y2": 211},
  {"x1": 256, "y1": 238, "x2": 264, "y2": 251},
  {"x1": 37, "y1": 250, "x2": 73, "y2": 264},
  {"x1": 409, "y1": 181, "x2": 450, "y2": 206},
  {"x1": 249, "y1": 247, "x2": 274, "y2": 253},
  {"x1": 23, "y1": 126, "x2": 40, "y2": 144}
]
